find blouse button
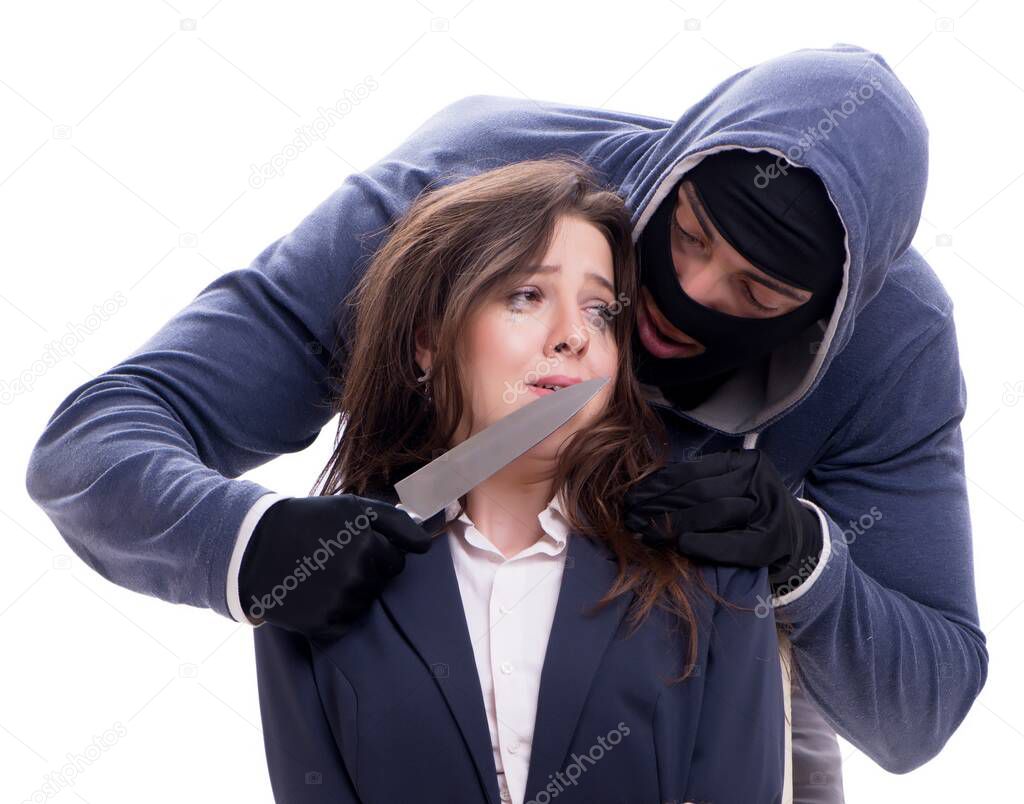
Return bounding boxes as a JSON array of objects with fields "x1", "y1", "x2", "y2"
[
  {"x1": 500, "y1": 661, "x2": 514, "y2": 674},
  {"x1": 506, "y1": 741, "x2": 520, "y2": 754}
]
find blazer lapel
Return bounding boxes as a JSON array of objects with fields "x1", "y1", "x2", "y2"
[
  {"x1": 522, "y1": 531, "x2": 635, "y2": 802},
  {"x1": 380, "y1": 532, "x2": 501, "y2": 804},
  {"x1": 380, "y1": 524, "x2": 634, "y2": 804}
]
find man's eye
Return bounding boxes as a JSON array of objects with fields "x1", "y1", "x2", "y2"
[
  {"x1": 742, "y1": 283, "x2": 777, "y2": 313},
  {"x1": 672, "y1": 218, "x2": 703, "y2": 247}
]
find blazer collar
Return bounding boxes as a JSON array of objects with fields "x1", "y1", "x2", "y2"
[{"x1": 379, "y1": 523, "x2": 633, "y2": 804}]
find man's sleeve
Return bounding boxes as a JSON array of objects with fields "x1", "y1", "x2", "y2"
[
  {"x1": 23, "y1": 95, "x2": 625, "y2": 620},
  {"x1": 772, "y1": 313, "x2": 988, "y2": 773},
  {"x1": 227, "y1": 492, "x2": 289, "y2": 623}
]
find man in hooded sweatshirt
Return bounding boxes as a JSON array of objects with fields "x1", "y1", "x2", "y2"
[{"x1": 26, "y1": 43, "x2": 987, "y2": 801}]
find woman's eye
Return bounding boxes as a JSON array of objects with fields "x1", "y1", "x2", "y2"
[
  {"x1": 508, "y1": 289, "x2": 542, "y2": 309},
  {"x1": 508, "y1": 289, "x2": 613, "y2": 325},
  {"x1": 586, "y1": 303, "x2": 613, "y2": 327},
  {"x1": 742, "y1": 283, "x2": 777, "y2": 313}
]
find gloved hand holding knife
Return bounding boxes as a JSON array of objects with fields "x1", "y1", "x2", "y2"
[
  {"x1": 238, "y1": 494, "x2": 434, "y2": 639},
  {"x1": 238, "y1": 377, "x2": 608, "y2": 640}
]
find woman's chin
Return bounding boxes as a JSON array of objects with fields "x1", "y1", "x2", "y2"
[
  {"x1": 518, "y1": 428, "x2": 576, "y2": 460},
  {"x1": 536, "y1": 422, "x2": 590, "y2": 455}
]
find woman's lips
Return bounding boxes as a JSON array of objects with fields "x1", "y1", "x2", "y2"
[{"x1": 637, "y1": 293, "x2": 699, "y2": 359}]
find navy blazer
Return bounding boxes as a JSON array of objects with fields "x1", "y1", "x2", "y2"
[{"x1": 253, "y1": 523, "x2": 784, "y2": 804}]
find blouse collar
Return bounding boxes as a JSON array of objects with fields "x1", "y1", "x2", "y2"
[{"x1": 444, "y1": 488, "x2": 571, "y2": 555}]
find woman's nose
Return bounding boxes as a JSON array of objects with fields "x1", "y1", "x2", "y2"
[{"x1": 545, "y1": 306, "x2": 590, "y2": 358}]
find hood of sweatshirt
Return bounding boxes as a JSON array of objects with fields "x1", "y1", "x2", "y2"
[{"x1": 602, "y1": 43, "x2": 928, "y2": 435}]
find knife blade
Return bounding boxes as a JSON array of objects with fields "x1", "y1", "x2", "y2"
[{"x1": 394, "y1": 376, "x2": 609, "y2": 535}]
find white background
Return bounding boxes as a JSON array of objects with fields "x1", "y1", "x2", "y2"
[{"x1": 3, "y1": 1, "x2": 1021, "y2": 801}]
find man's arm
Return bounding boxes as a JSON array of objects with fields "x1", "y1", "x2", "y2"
[
  {"x1": 773, "y1": 313, "x2": 988, "y2": 773},
  {"x1": 23, "y1": 95, "x2": 632, "y2": 620}
]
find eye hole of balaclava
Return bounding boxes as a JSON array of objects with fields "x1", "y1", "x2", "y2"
[{"x1": 633, "y1": 149, "x2": 846, "y2": 401}]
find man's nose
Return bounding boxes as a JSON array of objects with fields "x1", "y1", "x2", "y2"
[{"x1": 679, "y1": 261, "x2": 730, "y2": 313}]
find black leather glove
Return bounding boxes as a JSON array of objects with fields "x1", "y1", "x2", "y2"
[
  {"x1": 238, "y1": 494, "x2": 433, "y2": 638},
  {"x1": 623, "y1": 448, "x2": 823, "y2": 592}
]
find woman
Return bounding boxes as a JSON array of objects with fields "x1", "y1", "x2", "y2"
[{"x1": 253, "y1": 158, "x2": 784, "y2": 803}]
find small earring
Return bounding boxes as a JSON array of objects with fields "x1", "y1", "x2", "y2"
[{"x1": 417, "y1": 367, "x2": 432, "y2": 401}]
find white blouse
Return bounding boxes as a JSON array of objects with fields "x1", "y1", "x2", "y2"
[{"x1": 443, "y1": 491, "x2": 572, "y2": 804}]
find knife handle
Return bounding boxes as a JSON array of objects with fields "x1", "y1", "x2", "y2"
[
  {"x1": 395, "y1": 503, "x2": 448, "y2": 538},
  {"x1": 394, "y1": 502, "x2": 423, "y2": 525}
]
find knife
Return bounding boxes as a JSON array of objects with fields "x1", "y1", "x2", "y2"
[{"x1": 394, "y1": 376, "x2": 609, "y2": 536}]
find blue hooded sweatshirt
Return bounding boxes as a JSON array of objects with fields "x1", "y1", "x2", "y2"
[{"x1": 25, "y1": 43, "x2": 986, "y2": 778}]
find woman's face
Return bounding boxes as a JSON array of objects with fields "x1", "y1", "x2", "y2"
[{"x1": 422, "y1": 214, "x2": 620, "y2": 460}]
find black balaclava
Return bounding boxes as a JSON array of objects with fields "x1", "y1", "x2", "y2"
[{"x1": 633, "y1": 148, "x2": 847, "y2": 407}]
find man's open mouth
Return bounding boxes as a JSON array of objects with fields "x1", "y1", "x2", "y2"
[{"x1": 637, "y1": 295, "x2": 698, "y2": 359}]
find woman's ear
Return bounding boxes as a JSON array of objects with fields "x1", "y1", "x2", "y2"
[{"x1": 414, "y1": 325, "x2": 433, "y2": 376}]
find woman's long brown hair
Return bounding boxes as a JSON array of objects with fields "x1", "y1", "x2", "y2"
[{"x1": 312, "y1": 157, "x2": 710, "y2": 683}]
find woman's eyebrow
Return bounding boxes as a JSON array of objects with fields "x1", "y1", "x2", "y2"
[{"x1": 529, "y1": 263, "x2": 615, "y2": 294}]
